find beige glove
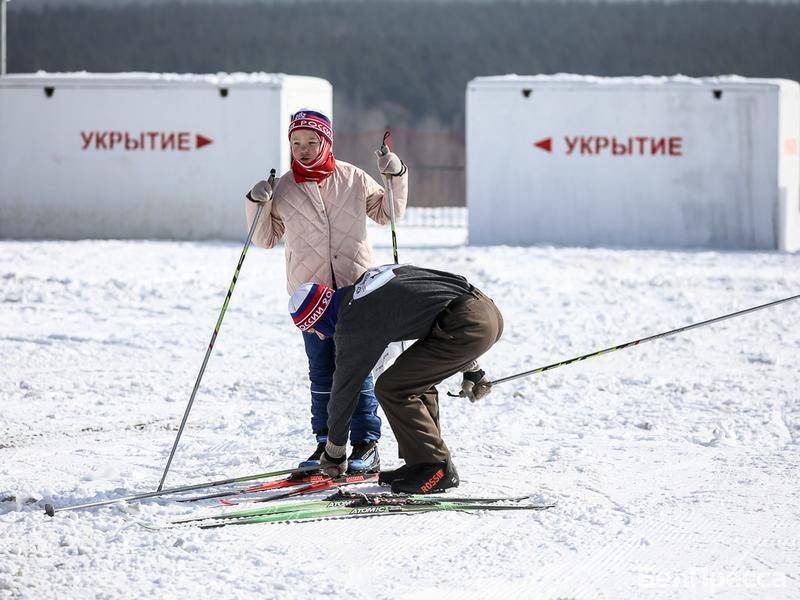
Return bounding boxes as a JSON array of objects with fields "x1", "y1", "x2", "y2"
[
  {"x1": 376, "y1": 151, "x2": 404, "y2": 177},
  {"x1": 461, "y1": 368, "x2": 492, "y2": 403},
  {"x1": 247, "y1": 179, "x2": 274, "y2": 204},
  {"x1": 319, "y1": 441, "x2": 348, "y2": 477}
]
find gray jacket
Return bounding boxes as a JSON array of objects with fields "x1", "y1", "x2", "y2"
[{"x1": 327, "y1": 264, "x2": 473, "y2": 445}]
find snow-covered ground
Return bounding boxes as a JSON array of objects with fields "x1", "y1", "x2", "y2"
[{"x1": 2, "y1": 227, "x2": 799, "y2": 599}]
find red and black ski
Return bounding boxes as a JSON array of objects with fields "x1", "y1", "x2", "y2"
[
  {"x1": 178, "y1": 472, "x2": 329, "y2": 503},
  {"x1": 221, "y1": 472, "x2": 380, "y2": 507}
]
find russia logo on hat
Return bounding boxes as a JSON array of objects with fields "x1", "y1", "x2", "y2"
[
  {"x1": 289, "y1": 282, "x2": 335, "y2": 331},
  {"x1": 288, "y1": 108, "x2": 333, "y2": 145}
]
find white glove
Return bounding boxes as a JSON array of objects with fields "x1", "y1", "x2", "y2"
[
  {"x1": 461, "y1": 369, "x2": 492, "y2": 403},
  {"x1": 376, "y1": 151, "x2": 404, "y2": 177},
  {"x1": 319, "y1": 441, "x2": 348, "y2": 477},
  {"x1": 247, "y1": 179, "x2": 274, "y2": 204}
]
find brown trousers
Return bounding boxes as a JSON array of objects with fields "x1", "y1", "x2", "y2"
[{"x1": 374, "y1": 288, "x2": 504, "y2": 464}]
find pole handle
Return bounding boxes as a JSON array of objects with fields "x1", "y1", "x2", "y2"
[
  {"x1": 376, "y1": 129, "x2": 392, "y2": 157},
  {"x1": 375, "y1": 130, "x2": 392, "y2": 179}
]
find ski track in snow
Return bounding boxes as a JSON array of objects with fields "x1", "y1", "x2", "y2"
[{"x1": 1, "y1": 230, "x2": 799, "y2": 599}]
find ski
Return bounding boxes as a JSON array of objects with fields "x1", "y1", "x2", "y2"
[
  {"x1": 177, "y1": 472, "x2": 328, "y2": 503},
  {"x1": 171, "y1": 490, "x2": 546, "y2": 526},
  {"x1": 44, "y1": 464, "x2": 320, "y2": 516},
  {"x1": 199, "y1": 498, "x2": 555, "y2": 527},
  {"x1": 220, "y1": 472, "x2": 380, "y2": 507}
]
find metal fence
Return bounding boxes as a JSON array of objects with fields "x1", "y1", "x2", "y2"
[
  {"x1": 365, "y1": 206, "x2": 466, "y2": 230},
  {"x1": 337, "y1": 128, "x2": 465, "y2": 208},
  {"x1": 394, "y1": 206, "x2": 466, "y2": 228},
  {"x1": 339, "y1": 128, "x2": 467, "y2": 228}
]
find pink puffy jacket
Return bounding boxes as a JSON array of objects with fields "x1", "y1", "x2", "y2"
[{"x1": 245, "y1": 160, "x2": 408, "y2": 294}]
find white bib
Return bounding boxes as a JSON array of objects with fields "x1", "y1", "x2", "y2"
[{"x1": 353, "y1": 264, "x2": 405, "y2": 300}]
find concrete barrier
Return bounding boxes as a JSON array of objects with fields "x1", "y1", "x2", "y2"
[
  {"x1": 0, "y1": 72, "x2": 332, "y2": 240},
  {"x1": 467, "y1": 75, "x2": 800, "y2": 251}
]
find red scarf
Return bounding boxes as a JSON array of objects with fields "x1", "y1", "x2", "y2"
[{"x1": 291, "y1": 136, "x2": 336, "y2": 183}]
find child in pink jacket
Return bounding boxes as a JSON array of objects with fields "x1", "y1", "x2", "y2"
[{"x1": 245, "y1": 109, "x2": 408, "y2": 473}]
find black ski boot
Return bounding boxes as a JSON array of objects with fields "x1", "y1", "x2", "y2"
[
  {"x1": 390, "y1": 459, "x2": 459, "y2": 494},
  {"x1": 378, "y1": 463, "x2": 419, "y2": 486},
  {"x1": 347, "y1": 440, "x2": 380, "y2": 474},
  {"x1": 297, "y1": 434, "x2": 327, "y2": 472}
]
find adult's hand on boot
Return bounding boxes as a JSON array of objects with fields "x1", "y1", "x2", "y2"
[{"x1": 319, "y1": 442, "x2": 347, "y2": 477}]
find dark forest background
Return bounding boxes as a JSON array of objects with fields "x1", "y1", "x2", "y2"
[{"x1": 7, "y1": 1, "x2": 800, "y2": 204}]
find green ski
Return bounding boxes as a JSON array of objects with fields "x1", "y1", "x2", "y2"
[
  {"x1": 199, "y1": 499, "x2": 554, "y2": 527},
  {"x1": 170, "y1": 491, "x2": 553, "y2": 527}
]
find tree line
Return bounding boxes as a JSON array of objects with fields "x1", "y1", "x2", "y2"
[{"x1": 9, "y1": 0, "x2": 800, "y2": 132}]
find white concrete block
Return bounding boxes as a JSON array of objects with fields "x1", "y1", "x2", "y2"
[
  {"x1": 467, "y1": 75, "x2": 800, "y2": 251},
  {"x1": 0, "y1": 72, "x2": 332, "y2": 240}
]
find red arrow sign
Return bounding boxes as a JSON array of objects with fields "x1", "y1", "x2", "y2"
[
  {"x1": 534, "y1": 138, "x2": 552, "y2": 153},
  {"x1": 196, "y1": 134, "x2": 213, "y2": 149}
]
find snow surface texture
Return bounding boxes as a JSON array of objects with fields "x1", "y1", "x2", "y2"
[{"x1": 1, "y1": 227, "x2": 799, "y2": 599}]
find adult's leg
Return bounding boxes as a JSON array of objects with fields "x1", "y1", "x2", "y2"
[
  {"x1": 375, "y1": 293, "x2": 503, "y2": 464},
  {"x1": 419, "y1": 387, "x2": 440, "y2": 435}
]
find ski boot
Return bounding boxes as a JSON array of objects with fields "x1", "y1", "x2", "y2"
[
  {"x1": 378, "y1": 462, "x2": 418, "y2": 486},
  {"x1": 347, "y1": 440, "x2": 380, "y2": 474},
  {"x1": 390, "y1": 459, "x2": 459, "y2": 494},
  {"x1": 296, "y1": 434, "x2": 327, "y2": 476}
]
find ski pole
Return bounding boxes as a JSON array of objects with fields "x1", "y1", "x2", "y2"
[
  {"x1": 490, "y1": 292, "x2": 800, "y2": 387},
  {"x1": 376, "y1": 130, "x2": 404, "y2": 352},
  {"x1": 44, "y1": 464, "x2": 318, "y2": 516},
  {"x1": 157, "y1": 169, "x2": 276, "y2": 491},
  {"x1": 376, "y1": 129, "x2": 400, "y2": 265}
]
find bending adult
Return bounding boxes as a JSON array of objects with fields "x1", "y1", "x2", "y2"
[
  {"x1": 287, "y1": 264, "x2": 502, "y2": 494},
  {"x1": 245, "y1": 109, "x2": 408, "y2": 474}
]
